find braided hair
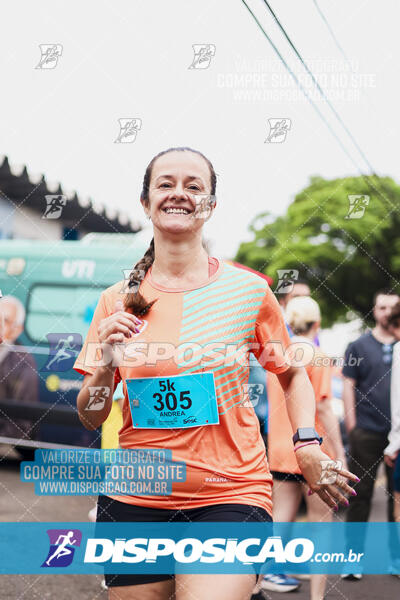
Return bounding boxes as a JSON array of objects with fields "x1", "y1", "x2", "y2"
[{"x1": 123, "y1": 147, "x2": 217, "y2": 316}]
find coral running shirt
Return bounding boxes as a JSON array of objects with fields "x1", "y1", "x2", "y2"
[
  {"x1": 73, "y1": 258, "x2": 292, "y2": 515},
  {"x1": 267, "y1": 339, "x2": 333, "y2": 475}
]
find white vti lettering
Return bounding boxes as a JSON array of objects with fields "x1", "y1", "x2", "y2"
[{"x1": 61, "y1": 259, "x2": 95, "y2": 279}]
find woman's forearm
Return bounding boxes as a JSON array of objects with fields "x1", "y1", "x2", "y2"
[
  {"x1": 77, "y1": 365, "x2": 116, "y2": 430},
  {"x1": 277, "y1": 366, "x2": 316, "y2": 433}
]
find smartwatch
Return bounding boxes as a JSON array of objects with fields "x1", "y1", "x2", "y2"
[{"x1": 292, "y1": 427, "x2": 323, "y2": 446}]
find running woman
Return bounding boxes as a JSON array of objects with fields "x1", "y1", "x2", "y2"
[
  {"x1": 74, "y1": 147, "x2": 358, "y2": 600},
  {"x1": 266, "y1": 296, "x2": 349, "y2": 600}
]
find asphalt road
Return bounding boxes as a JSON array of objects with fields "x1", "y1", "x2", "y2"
[{"x1": 0, "y1": 445, "x2": 399, "y2": 600}]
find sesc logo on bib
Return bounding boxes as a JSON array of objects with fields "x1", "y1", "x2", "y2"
[{"x1": 126, "y1": 372, "x2": 219, "y2": 429}]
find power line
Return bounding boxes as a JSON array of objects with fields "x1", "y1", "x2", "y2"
[
  {"x1": 240, "y1": 0, "x2": 397, "y2": 212},
  {"x1": 312, "y1": 0, "x2": 355, "y2": 73},
  {"x1": 262, "y1": 0, "x2": 375, "y2": 175},
  {"x1": 240, "y1": 0, "x2": 367, "y2": 175}
]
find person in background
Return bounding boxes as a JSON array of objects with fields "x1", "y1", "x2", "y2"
[
  {"x1": 384, "y1": 300, "x2": 400, "y2": 527},
  {"x1": 0, "y1": 289, "x2": 4, "y2": 344},
  {"x1": 258, "y1": 278, "x2": 319, "y2": 594},
  {"x1": 261, "y1": 296, "x2": 348, "y2": 599},
  {"x1": 0, "y1": 295, "x2": 39, "y2": 440},
  {"x1": 277, "y1": 278, "x2": 311, "y2": 311},
  {"x1": 277, "y1": 278, "x2": 319, "y2": 346},
  {"x1": 342, "y1": 289, "x2": 399, "y2": 580}
]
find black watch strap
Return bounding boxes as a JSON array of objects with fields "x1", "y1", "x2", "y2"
[{"x1": 293, "y1": 427, "x2": 323, "y2": 445}]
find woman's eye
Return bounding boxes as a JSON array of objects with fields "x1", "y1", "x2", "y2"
[
  {"x1": 188, "y1": 185, "x2": 201, "y2": 191},
  {"x1": 159, "y1": 183, "x2": 171, "y2": 188}
]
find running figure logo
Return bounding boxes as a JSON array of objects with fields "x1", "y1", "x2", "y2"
[
  {"x1": 345, "y1": 195, "x2": 370, "y2": 219},
  {"x1": 42, "y1": 195, "x2": 67, "y2": 219},
  {"x1": 274, "y1": 269, "x2": 299, "y2": 294},
  {"x1": 191, "y1": 193, "x2": 217, "y2": 220},
  {"x1": 42, "y1": 529, "x2": 82, "y2": 568},
  {"x1": 317, "y1": 460, "x2": 343, "y2": 485},
  {"x1": 85, "y1": 386, "x2": 110, "y2": 411},
  {"x1": 240, "y1": 383, "x2": 264, "y2": 407},
  {"x1": 265, "y1": 118, "x2": 291, "y2": 143},
  {"x1": 41, "y1": 333, "x2": 82, "y2": 372},
  {"x1": 188, "y1": 44, "x2": 216, "y2": 69},
  {"x1": 35, "y1": 44, "x2": 63, "y2": 69},
  {"x1": 114, "y1": 118, "x2": 142, "y2": 143},
  {"x1": 120, "y1": 268, "x2": 146, "y2": 294}
]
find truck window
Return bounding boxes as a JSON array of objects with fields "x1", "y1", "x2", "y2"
[{"x1": 25, "y1": 284, "x2": 104, "y2": 343}]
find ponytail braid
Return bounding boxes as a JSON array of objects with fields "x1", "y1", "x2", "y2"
[{"x1": 123, "y1": 238, "x2": 157, "y2": 316}]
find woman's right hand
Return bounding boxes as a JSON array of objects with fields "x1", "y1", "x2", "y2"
[{"x1": 98, "y1": 299, "x2": 144, "y2": 359}]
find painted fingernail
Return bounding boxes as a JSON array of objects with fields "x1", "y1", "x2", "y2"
[
  {"x1": 307, "y1": 489, "x2": 313, "y2": 496},
  {"x1": 355, "y1": 477, "x2": 360, "y2": 482},
  {"x1": 351, "y1": 490, "x2": 357, "y2": 496},
  {"x1": 344, "y1": 500, "x2": 349, "y2": 506},
  {"x1": 334, "y1": 505, "x2": 338, "y2": 512}
]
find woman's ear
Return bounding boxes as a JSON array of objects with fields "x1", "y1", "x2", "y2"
[{"x1": 140, "y1": 197, "x2": 150, "y2": 219}]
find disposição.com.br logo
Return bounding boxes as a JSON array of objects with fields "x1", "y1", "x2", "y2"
[{"x1": 41, "y1": 529, "x2": 82, "y2": 568}]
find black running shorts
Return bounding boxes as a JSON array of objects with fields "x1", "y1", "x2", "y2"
[{"x1": 96, "y1": 494, "x2": 272, "y2": 587}]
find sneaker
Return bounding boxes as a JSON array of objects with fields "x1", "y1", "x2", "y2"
[
  {"x1": 100, "y1": 579, "x2": 108, "y2": 590},
  {"x1": 340, "y1": 573, "x2": 362, "y2": 580},
  {"x1": 88, "y1": 505, "x2": 97, "y2": 522},
  {"x1": 260, "y1": 574, "x2": 301, "y2": 592}
]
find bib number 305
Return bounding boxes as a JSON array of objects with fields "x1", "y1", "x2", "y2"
[{"x1": 153, "y1": 379, "x2": 192, "y2": 412}]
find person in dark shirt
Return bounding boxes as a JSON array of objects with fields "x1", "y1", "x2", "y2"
[
  {"x1": 0, "y1": 295, "x2": 39, "y2": 440},
  {"x1": 341, "y1": 289, "x2": 399, "y2": 579}
]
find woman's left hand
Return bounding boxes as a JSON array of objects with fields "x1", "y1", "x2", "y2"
[{"x1": 294, "y1": 443, "x2": 359, "y2": 509}]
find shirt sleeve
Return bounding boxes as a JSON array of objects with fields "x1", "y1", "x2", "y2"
[
  {"x1": 73, "y1": 290, "x2": 121, "y2": 391},
  {"x1": 252, "y1": 285, "x2": 292, "y2": 374},
  {"x1": 309, "y1": 359, "x2": 332, "y2": 404},
  {"x1": 341, "y1": 341, "x2": 359, "y2": 380}
]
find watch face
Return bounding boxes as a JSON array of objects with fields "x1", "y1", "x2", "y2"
[
  {"x1": 293, "y1": 427, "x2": 322, "y2": 445},
  {"x1": 299, "y1": 427, "x2": 318, "y2": 439}
]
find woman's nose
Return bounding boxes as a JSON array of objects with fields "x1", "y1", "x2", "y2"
[{"x1": 169, "y1": 184, "x2": 188, "y2": 200}]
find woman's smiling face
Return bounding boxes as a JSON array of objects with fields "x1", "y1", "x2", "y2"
[{"x1": 142, "y1": 151, "x2": 213, "y2": 235}]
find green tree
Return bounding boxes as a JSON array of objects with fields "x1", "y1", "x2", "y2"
[{"x1": 235, "y1": 175, "x2": 400, "y2": 326}]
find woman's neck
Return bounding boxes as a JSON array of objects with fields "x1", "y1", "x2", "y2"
[{"x1": 150, "y1": 231, "x2": 210, "y2": 286}]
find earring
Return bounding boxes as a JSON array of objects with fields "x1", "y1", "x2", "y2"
[{"x1": 147, "y1": 215, "x2": 151, "y2": 221}]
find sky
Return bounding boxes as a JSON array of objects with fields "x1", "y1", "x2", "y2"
[{"x1": 1, "y1": 0, "x2": 398, "y2": 258}]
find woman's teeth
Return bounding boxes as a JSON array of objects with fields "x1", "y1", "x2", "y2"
[{"x1": 164, "y1": 208, "x2": 190, "y2": 214}]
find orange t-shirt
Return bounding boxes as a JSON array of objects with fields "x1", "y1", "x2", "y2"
[
  {"x1": 267, "y1": 339, "x2": 333, "y2": 475},
  {"x1": 73, "y1": 258, "x2": 292, "y2": 516}
]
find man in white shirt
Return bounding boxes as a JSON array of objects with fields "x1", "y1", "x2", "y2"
[{"x1": 384, "y1": 300, "x2": 400, "y2": 523}]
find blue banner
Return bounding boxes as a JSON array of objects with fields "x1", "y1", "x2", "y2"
[{"x1": 1, "y1": 522, "x2": 399, "y2": 574}]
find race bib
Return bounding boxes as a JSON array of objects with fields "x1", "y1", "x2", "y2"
[{"x1": 125, "y1": 372, "x2": 219, "y2": 429}]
